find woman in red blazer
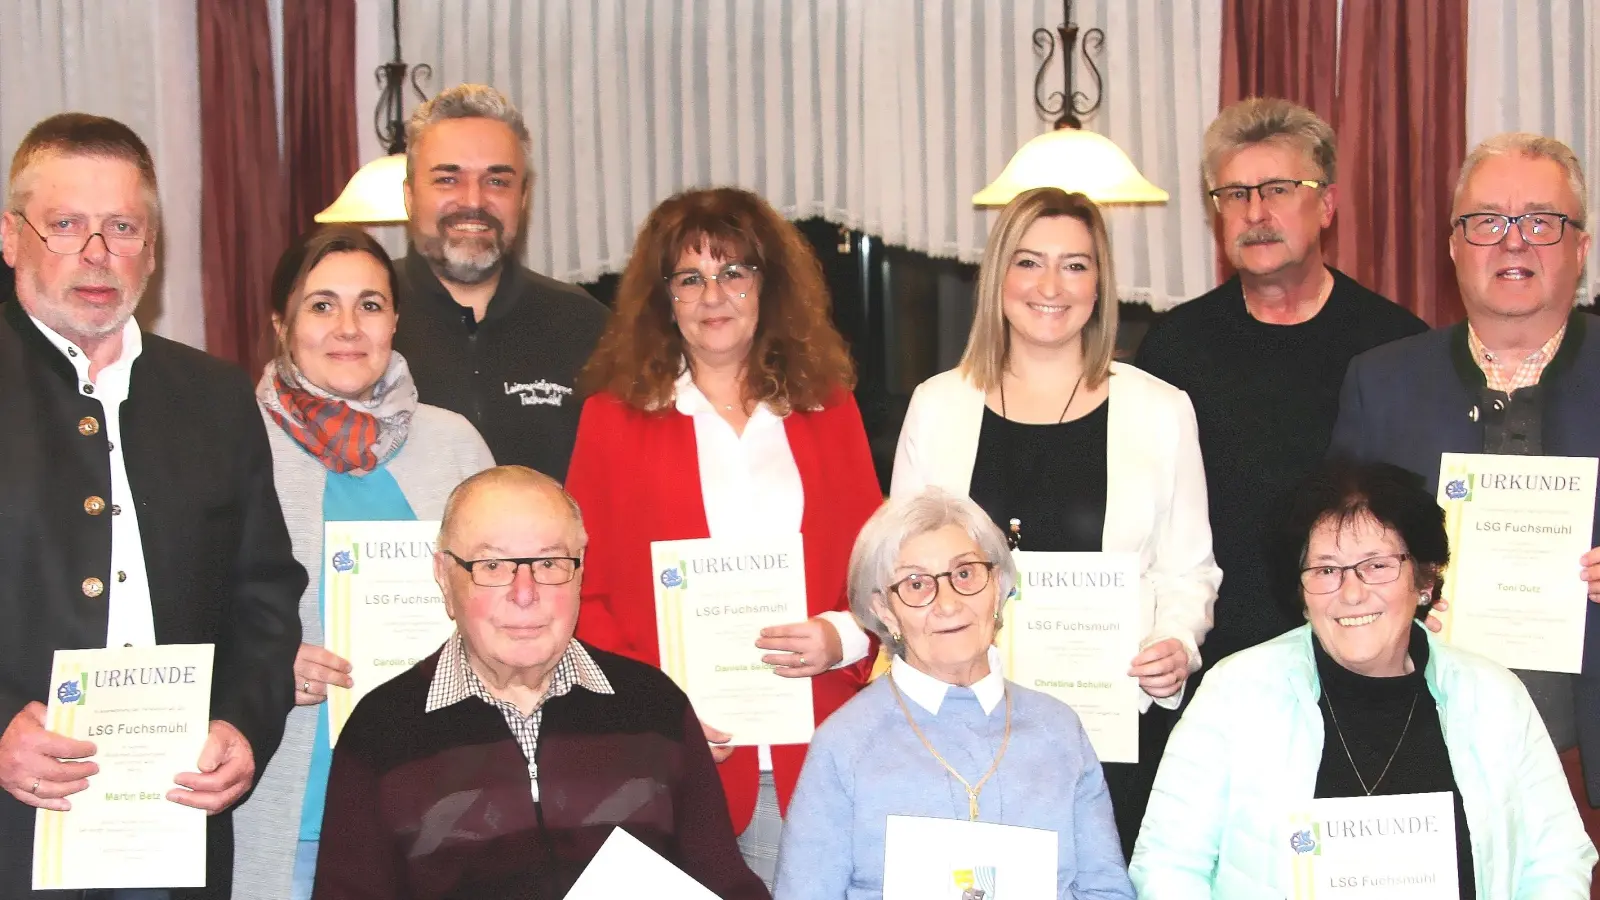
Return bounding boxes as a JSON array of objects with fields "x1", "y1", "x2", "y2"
[{"x1": 565, "y1": 187, "x2": 883, "y2": 887}]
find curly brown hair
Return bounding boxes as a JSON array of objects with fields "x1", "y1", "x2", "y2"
[{"x1": 580, "y1": 187, "x2": 856, "y2": 413}]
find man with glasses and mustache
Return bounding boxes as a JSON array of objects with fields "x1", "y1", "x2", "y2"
[
  {"x1": 1135, "y1": 98, "x2": 1426, "y2": 677},
  {"x1": 393, "y1": 84, "x2": 607, "y2": 481},
  {"x1": 0, "y1": 113, "x2": 305, "y2": 898},
  {"x1": 1331, "y1": 133, "x2": 1600, "y2": 862}
]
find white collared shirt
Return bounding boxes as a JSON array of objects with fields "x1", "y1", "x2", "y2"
[
  {"x1": 31, "y1": 316, "x2": 155, "y2": 648},
  {"x1": 889, "y1": 646, "x2": 1006, "y2": 716},
  {"x1": 674, "y1": 370, "x2": 870, "y2": 768}
]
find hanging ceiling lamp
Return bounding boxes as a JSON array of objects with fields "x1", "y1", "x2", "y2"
[
  {"x1": 315, "y1": 0, "x2": 432, "y2": 224},
  {"x1": 973, "y1": 0, "x2": 1167, "y2": 207}
]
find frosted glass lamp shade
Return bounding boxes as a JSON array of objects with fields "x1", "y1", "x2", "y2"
[
  {"x1": 315, "y1": 154, "x2": 410, "y2": 224},
  {"x1": 973, "y1": 127, "x2": 1168, "y2": 206}
]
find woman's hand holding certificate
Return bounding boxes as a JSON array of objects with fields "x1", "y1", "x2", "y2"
[{"x1": 653, "y1": 535, "x2": 816, "y2": 747}]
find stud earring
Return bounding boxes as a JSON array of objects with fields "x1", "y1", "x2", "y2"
[
  {"x1": 737, "y1": 292, "x2": 747, "y2": 299},
  {"x1": 889, "y1": 630, "x2": 902, "y2": 643},
  {"x1": 1418, "y1": 592, "x2": 1432, "y2": 606}
]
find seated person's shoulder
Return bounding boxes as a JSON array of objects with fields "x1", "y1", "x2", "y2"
[
  {"x1": 335, "y1": 656, "x2": 437, "y2": 761},
  {"x1": 803, "y1": 679, "x2": 903, "y2": 758},
  {"x1": 141, "y1": 333, "x2": 253, "y2": 394},
  {"x1": 1199, "y1": 632, "x2": 1308, "y2": 695},
  {"x1": 1429, "y1": 641, "x2": 1534, "y2": 707}
]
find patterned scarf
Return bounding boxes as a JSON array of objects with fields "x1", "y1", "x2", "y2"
[{"x1": 257, "y1": 352, "x2": 418, "y2": 474}]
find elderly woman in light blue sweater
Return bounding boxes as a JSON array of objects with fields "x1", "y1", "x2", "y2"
[
  {"x1": 229, "y1": 226, "x2": 494, "y2": 900},
  {"x1": 773, "y1": 487, "x2": 1133, "y2": 900}
]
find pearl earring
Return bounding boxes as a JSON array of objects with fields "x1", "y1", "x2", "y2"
[
  {"x1": 1418, "y1": 592, "x2": 1431, "y2": 606},
  {"x1": 737, "y1": 292, "x2": 747, "y2": 299}
]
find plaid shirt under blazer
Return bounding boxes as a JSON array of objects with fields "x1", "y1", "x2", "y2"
[{"x1": 0, "y1": 300, "x2": 307, "y2": 898}]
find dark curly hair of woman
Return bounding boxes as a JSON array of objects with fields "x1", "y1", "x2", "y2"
[{"x1": 580, "y1": 187, "x2": 856, "y2": 413}]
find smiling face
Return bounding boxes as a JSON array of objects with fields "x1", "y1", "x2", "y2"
[
  {"x1": 434, "y1": 480, "x2": 585, "y2": 680},
  {"x1": 1212, "y1": 140, "x2": 1335, "y2": 278},
  {"x1": 277, "y1": 251, "x2": 397, "y2": 400},
  {"x1": 671, "y1": 241, "x2": 761, "y2": 371},
  {"x1": 1302, "y1": 513, "x2": 1429, "y2": 677},
  {"x1": 1449, "y1": 152, "x2": 1591, "y2": 329},
  {"x1": 404, "y1": 117, "x2": 526, "y2": 285},
  {"x1": 1000, "y1": 215, "x2": 1098, "y2": 355},
  {"x1": 873, "y1": 524, "x2": 999, "y2": 682},
  {"x1": 1, "y1": 153, "x2": 156, "y2": 347}
]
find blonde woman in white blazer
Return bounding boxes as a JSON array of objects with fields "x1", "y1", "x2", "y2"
[{"x1": 890, "y1": 187, "x2": 1221, "y2": 861}]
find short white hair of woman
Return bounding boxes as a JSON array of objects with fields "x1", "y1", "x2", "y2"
[{"x1": 847, "y1": 487, "x2": 1018, "y2": 658}]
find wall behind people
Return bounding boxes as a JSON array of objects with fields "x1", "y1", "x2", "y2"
[{"x1": 362, "y1": 0, "x2": 1224, "y2": 310}]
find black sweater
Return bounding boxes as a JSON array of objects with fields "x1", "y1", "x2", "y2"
[
  {"x1": 393, "y1": 254, "x2": 608, "y2": 481},
  {"x1": 1135, "y1": 270, "x2": 1426, "y2": 662}
]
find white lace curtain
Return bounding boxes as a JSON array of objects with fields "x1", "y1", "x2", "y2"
[{"x1": 366, "y1": 0, "x2": 1223, "y2": 308}]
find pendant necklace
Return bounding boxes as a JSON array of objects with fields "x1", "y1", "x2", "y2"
[
  {"x1": 888, "y1": 673, "x2": 1013, "y2": 820},
  {"x1": 997, "y1": 372, "x2": 1082, "y2": 550},
  {"x1": 1325, "y1": 691, "x2": 1418, "y2": 795}
]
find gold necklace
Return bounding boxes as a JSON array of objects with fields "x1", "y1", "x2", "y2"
[{"x1": 888, "y1": 672, "x2": 1013, "y2": 820}]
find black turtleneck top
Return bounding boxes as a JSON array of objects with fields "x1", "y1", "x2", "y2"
[{"x1": 1312, "y1": 623, "x2": 1475, "y2": 899}]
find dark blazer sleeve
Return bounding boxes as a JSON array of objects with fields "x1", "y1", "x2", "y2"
[
  {"x1": 211, "y1": 377, "x2": 304, "y2": 771},
  {"x1": 1327, "y1": 353, "x2": 1374, "y2": 461}
]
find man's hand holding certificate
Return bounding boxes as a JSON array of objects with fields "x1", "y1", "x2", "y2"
[
  {"x1": 1435, "y1": 453, "x2": 1599, "y2": 672},
  {"x1": 31, "y1": 644, "x2": 215, "y2": 890}
]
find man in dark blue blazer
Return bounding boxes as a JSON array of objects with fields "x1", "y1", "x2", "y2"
[{"x1": 1329, "y1": 133, "x2": 1600, "y2": 833}]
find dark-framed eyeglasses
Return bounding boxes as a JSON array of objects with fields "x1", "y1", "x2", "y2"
[
  {"x1": 1207, "y1": 179, "x2": 1328, "y2": 213},
  {"x1": 1454, "y1": 212, "x2": 1577, "y2": 246},
  {"x1": 663, "y1": 263, "x2": 760, "y2": 304},
  {"x1": 444, "y1": 550, "x2": 582, "y2": 588},
  {"x1": 11, "y1": 212, "x2": 149, "y2": 257},
  {"x1": 888, "y1": 561, "x2": 996, "y2": 609},
  {"x1": 1299, "y1": 553, "x2": 1410, "y2": 595}
]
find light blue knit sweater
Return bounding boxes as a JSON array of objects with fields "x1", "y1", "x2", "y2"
[{"x1": 774, "y1": 674, "x2": 1134, "y2": 900}]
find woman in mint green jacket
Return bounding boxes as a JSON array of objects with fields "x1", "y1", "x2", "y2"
[{"x1": 1130, "y1": 461, "x2": 1595, "y2": 899}]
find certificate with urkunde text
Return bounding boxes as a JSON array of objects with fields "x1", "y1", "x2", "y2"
[
  {"x1": 652, "y1": 535, "x2": 815, "y2": 746},
  {"x1": 997, "y1": 551, "x2": 1142, "y2": 763},
  {"x1": 1436, "y1": 453, "x2": 1597, "y2": 673},
  {"x1": 33, "y1": 643, "x2": 214, "y2": 890},
  {"x1": 324, "y1": 520, "x2": 456, "y2": 743},
  {"x1": 1286, "y1": 792, "x2": 1458, "y2": 898}
]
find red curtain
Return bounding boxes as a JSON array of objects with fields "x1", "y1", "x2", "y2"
[
  {"x1": 283, "y1": 0, "x2": 359, "y2": 237},
  {"x1": 1217, "y1": 0, "x2": 1468, "y2": 326},
  {"x1": 198, "y1": 0, "x2": 287, "y2": 373},
  {"x1": 1333, "y1": 0, "x2": 1468, "y2": 326}
]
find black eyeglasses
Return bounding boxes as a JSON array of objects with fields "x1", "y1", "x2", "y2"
[
  {"x1": 444, "y1": 550, "x2": 582, "y2": 588},
  {"x1": 11, "y1": 212, "x2": 149, "y2": 257},
  {"x1": 1207, "y1": 179, "x2": 1328, "y2": 212},
  {"x1": 887, "y1": 561, "x2": 996, "y2": 609},
  {"x1": 1454, "y1": 212, "x2": 1579, "y2": 246},
  {"x1": 1299, "y1": 553, "x2": 1410, "y2": 595}
]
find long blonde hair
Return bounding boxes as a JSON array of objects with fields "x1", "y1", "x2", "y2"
[{"x1": 958, "y1": 187, "x2": 1118, "y2": 392}]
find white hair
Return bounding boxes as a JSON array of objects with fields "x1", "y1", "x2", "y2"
[
  {"x1": 847, "y1": 487, "x2": 1017, "y2": 657},
  {"x1": 1453, "y1": 132, "x2": 1588, "y2": 228}
]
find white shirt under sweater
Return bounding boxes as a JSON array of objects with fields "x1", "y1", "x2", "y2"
[
  {"x1": 674, "y1": 370, "x2": 870, "y2": 770},
  {"x1": 32, "y1": 316, "x2": 155, "y2": 648}
]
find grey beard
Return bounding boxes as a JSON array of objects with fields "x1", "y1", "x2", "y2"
[{"x1": 418, "y1": 234, "x2": 508, "y2": 286}]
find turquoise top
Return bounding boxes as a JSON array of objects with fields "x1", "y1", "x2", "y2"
[{"x1": 298, "y1": 465, "x2": 416, "y2": 842}]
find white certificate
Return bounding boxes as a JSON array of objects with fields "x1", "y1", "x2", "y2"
[
  {"x1": 883, "y1": 815, "x2": 1057, "y2": 900},
  {"x1": 997, "y1": 551, "x2": 1142, "y2": 763},
  {"x1": 33, "y1": 644, "x2": 214, "y2": 890},
  {"x1": 1436, "y1": 453, "x2": 1597, "y2": 673},
  {"x1": 652, "y1": 535, "x2": 815, "y2": 746},
  {"x1": 1286, "y1": 792, "x2": 1458, "y2": 899},
  {"x1": 567, "y1": 826, "x2": 719, "y2": 899},
  {"x1": 324, "y1": 520, "x2": 455, "y2": 744}
]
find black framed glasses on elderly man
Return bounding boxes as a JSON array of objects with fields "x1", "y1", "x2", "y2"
[
  {"x1": 1207, "y1": 179, "x2": 1328, "y2": 213},
  {"x1": 444, "y1": 551, "x2": 581, "y2": 588},
  {"x1": 1299, "y1": 553, "x2": 1410, "y2": 595},
  {"x1": 1454, "y1": 212, "x2": 1577, "y2": 247},
  {"x1": 888, "y1": 561, "x2": 996, "y2": 609},
  {"x1": 12, "y1": 213, "x2": 149, "y2": 257}
]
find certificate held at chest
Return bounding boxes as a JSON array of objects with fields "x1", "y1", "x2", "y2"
[
  {"x1": 1436, "y1": 453, "x2": 1597, "y2": 673},
  {"x1": 652, "y1": 535, "x2": 814, "y2": 746}
]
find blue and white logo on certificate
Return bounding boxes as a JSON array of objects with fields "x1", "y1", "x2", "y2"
[
  {"x1": 1444, "y1": 477, "x2": 1472, "y2": 501},
  {"x1": 55, "y1": 678, "x2": 83, "y2": 706},
  {"x1": 658, "y1": 566, "x2": 684, "y2": 589},
  {"x1": 1289, "y1": 827, "x2": 1318, "y2": 855},
  {"x1": 331, "y1": 549, "x2": 356, "y2": 573}
]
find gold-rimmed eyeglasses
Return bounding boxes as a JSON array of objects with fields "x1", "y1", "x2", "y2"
[
  {"x1": 11, "y1": 212, "x2": 149, "y2": 257},
  {"x1": 664, "y1": 263, "x2": 760, "y2": 304}
]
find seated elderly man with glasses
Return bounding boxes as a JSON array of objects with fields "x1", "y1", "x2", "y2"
[
  {"x1": 312, "y1": 466, "x2": 769, "y2": 900},
  {"x1": 1330, "y1": 132, "x2": 1600, "y2": 857}
]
